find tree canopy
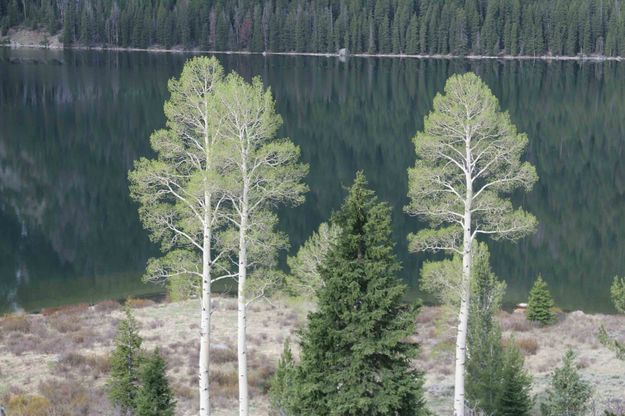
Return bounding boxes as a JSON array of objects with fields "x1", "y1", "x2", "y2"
[
  {"x1": 4, "y1": 0, "x2": 625, "y2": 57},
  {"x1": 287, "y1": 172, "x2": 427, "y2": 416}
]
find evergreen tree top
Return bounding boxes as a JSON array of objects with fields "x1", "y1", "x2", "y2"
[
  {"x1": 526, "y1": 274, "x2": 556, "y2": 325},
  {"x1": 135, "y1": 348, "x2": 176, "y2": 416},
  {"x1": 541, "y1": 349, "x2": 592, "y2": 416},
  {"x1": 289, "y1": 171, "x2": 427, "y2": 415}
]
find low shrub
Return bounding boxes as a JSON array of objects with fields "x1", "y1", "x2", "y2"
[
  {"x1": 39, "y1": 378, "x2": 102, "y2": 415},
  {"x1": 211, "y1": 347, "x2": 237, "y2": 364},
  {"x1": 210, "y1": 369, "x2": 239, "y2": 400},
  {"x1": 516, "y1": 337, "x2": 539, "y2": 355},
  {"x1": 48, "y1": 314, "x2": 82, "y2": 333},
  {"x1": 0, "y1": 315, "x2": 31, "y2": 333},
  {"x1": 56, "y1": 352, "x2": 111, "y2": 378},
  {"x1": 41, "y1": 303, "x2": 89, "y2": 317},
  {"x1": 71, "y1": 328, "x2": 97, "y2": 345},
  {"x1": 249, "y1": 362, "x2": 275, "y2": 396},
  {"x1": 5, "y1": 394, "x2": 50, "y2": 416},
  {"x1": 126, "y1": 298, "x2": 155, "y2": 309},
  {"x1": 94, "y1": 300, "x2": 121, "y2": 313},
  {"x1": 4, "y1": 334, "x2": 39, "y2": 355},
  {"x1": 499, "y1": 312, "x2": 532, "y2": 332}
]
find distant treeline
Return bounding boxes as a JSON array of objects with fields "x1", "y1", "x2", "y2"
[{"x1": 2, "y1": 0, "x2": 625, "y2": 56}]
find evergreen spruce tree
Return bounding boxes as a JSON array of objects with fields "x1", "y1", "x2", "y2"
[
  {"x1": 269, "y1": 339, "x2": 296, "y2": 415},
  {"x1": 599, "y1": 276, "x2": 625, "y2": 360},
  {"x1": 498, "y1": 342, "x2": 532, "y2": 416},
  {"x1": 107, "y1": 306, "x2": 143, "y2": 416},
  {"x1": 405, "y1": 14, "x2": 419, "y2": 54},
  {"x1": 465, "y1": 243, "x2": 507, "y2": 414},
  {"x1": 540, "y1": 350, "x2": 592, "y2": 416},
  {"x1": 135, "y1": 349, "x2": 176, "y2": 416},
  {"x1": 610, "y1": 275, "x2": 625, "y2": 313},
  {"x1": 288, "y1": 172, "x2": 427, "y2": 416},
  {"x1": 526, "y1": 275, "x2": 556, "y2": 325}
]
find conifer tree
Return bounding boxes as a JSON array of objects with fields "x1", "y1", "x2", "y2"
[
  {"x1": 540, "y1": 350, "x2": 592, "y2": 416},
  {"x1": 107, "y1": 307, "x2": 143, "y2": 416},
  {"x1": 5, "y1": 0, "x2": 625, "y2": 57},
  {"x1": 288, "y1": 172, "x2": 427, "y2": 416},
  {"x1": 465, "y1": 243, "x2": 507, "y2": 414},
  {"x1": 599, "y1": 276, "x2": 625, "y2": 360},
  {"x1": 135, "y1": 349, "x2": 176, "y2": 416},
  {"x1": 610, "y1": 275, "x2": 625, "y2": 313},
  {"x1": 526, "y1": 275, "x2": 556, "y2": 325},
  {"x1": 269, "y1": 339, "x2": 296, "y2": 415},
  {"x1": 498, "y1": 342, "x2": 532, "y2": 416},
  {"x1": 405, "y1": 14, "x2": 419, "y2": 54}
]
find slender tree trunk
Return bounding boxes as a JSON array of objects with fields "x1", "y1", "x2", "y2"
[
  {"x1": 454, "y1": 142, "x2": 473, "y2": 416},
  {"x1": 199, "y1": 194, "x2": 212, "y2": 416},
  {"x1": 238, "y1": 181, "x2": 249, "y2": 416},
  {"x1": 454, "y1": 223, "x2": 471, "y2": 416}
]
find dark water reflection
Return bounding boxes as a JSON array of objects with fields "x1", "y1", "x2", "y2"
[{"x1": 1, "y1": 48, "x2": 624, "y2": 313}]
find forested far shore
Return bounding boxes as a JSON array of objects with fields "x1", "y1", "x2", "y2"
[{"x1": 3, "y1": 0, "x2": 625, "y2": 58}]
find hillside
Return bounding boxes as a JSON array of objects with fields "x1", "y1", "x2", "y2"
[{"x1": 2, "y1": 0, "x2": 625, "y2": 57}]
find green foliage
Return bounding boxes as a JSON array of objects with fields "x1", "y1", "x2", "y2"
[
  {"x1": 465, "y1": 243, "x2": 507, "y2": 414},
  {"x1": 420, "y1": 255, "x2": 461, "y2": 307},
  {"x1": 526, "y1": 275, "x2": 556, "y2": 325},
  {"x1": 407, "y1": 72, "x2": 536, "y2": 414},
  {"x1": 498, "y1": 342, "x2": 532, "y2": 416},
  {"x1": 611, "y1": 276, "x2": 625, "y2": 313},
  {"x1": 5, "y1": 0, "x2": 625, "y2": 56},
  {"x1": 286, "y1": 222, "x2": 340, "y2": 298},
  {"x1": 287, "y1": 172, "x2": 428, "y2": 416},
  {"x1": 406, "y1": 72, "x2": 537, "y2": 255},
  {"x1": 135, "y1": 349, "x2": 176, "y2": 416},
  {"x1": 211, "y1": 71, "x2": 308, "y2": 299},
  {"x1": 128, "y1": 56, "x2": 232, "y2": 299},
  {"x1": 540, "y1": 350, "x2": 592, "y2": 416},
  {"x1": 599, "y1": 276, "x2": 625, "y2": 360},
  {"x1": 107, "y1": 307, "x2": 143, "y2": 415},
  {"x1": 269, "y1": 339, "x2": 297, "y2": 415}
]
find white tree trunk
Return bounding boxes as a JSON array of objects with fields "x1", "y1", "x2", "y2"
[
  {"x1": 199, "y1": 202, "x2": 211, "y2": 416},
  {"x1": 238, "y1": 183, "x2": 249, "y2": 416},
  {"x1": 454, "y1": 144, "x2": 473, "y2": 416},
  {"x1": 453, "y1": 225, "x2": 471, "y2": 416}
]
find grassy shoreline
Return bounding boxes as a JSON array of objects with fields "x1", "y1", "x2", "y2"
[{"x1": 0, "y1": 296, "x2": 623, "y2": 415}]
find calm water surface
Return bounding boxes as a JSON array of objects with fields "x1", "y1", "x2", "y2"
[{"x1": 1, "y1": 48, "x2": 625, "y2": 313}]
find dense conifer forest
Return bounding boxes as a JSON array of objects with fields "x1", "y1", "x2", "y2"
[{"x1": 2, "y1": 0, "x2": 625, "y2": 56}]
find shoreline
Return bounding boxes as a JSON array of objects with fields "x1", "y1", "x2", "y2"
[{"x1": 2, "y1": 42, "x2": 624, "y2": 62}]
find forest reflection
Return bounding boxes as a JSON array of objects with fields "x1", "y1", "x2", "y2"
[{"x1": 1, "y1": 49, "x2": 624, "y2": 312}]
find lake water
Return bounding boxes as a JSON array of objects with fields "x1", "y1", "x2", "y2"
[{"x1": 1, "y1": 48, "x2": 624, "y2": 313}]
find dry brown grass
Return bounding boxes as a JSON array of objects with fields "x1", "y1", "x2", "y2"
[
  {"x1": 0, "y1": 315, "x2": 31, "y2": 333},
  {"x1": 516, "y1": 337, "x2": 540, "y2": 355},
  {"x1": 55, "y1": 352, "x2": 111, "y2": 379},
  {"x1": 0, "y1": 298, "x2": 623, "y2": 415},
  {"x1": 3, "y1": 394, "x2": 50, "y2": 416},
  {"x1": 39, "y1": 379, "x2": 111, "y2": 415},
  {"x1": 93, "y1": 300, "x2": 121, "y2": 313},
  {"x1": 41, "y1": 303, "x2": 90, "y2": 317},
  {"x1": 499, "y1": 311, "x2": 532, "y2": 332},
  {"x1": 126, "y1": 298, "x2": 156, "y2": 309}
]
